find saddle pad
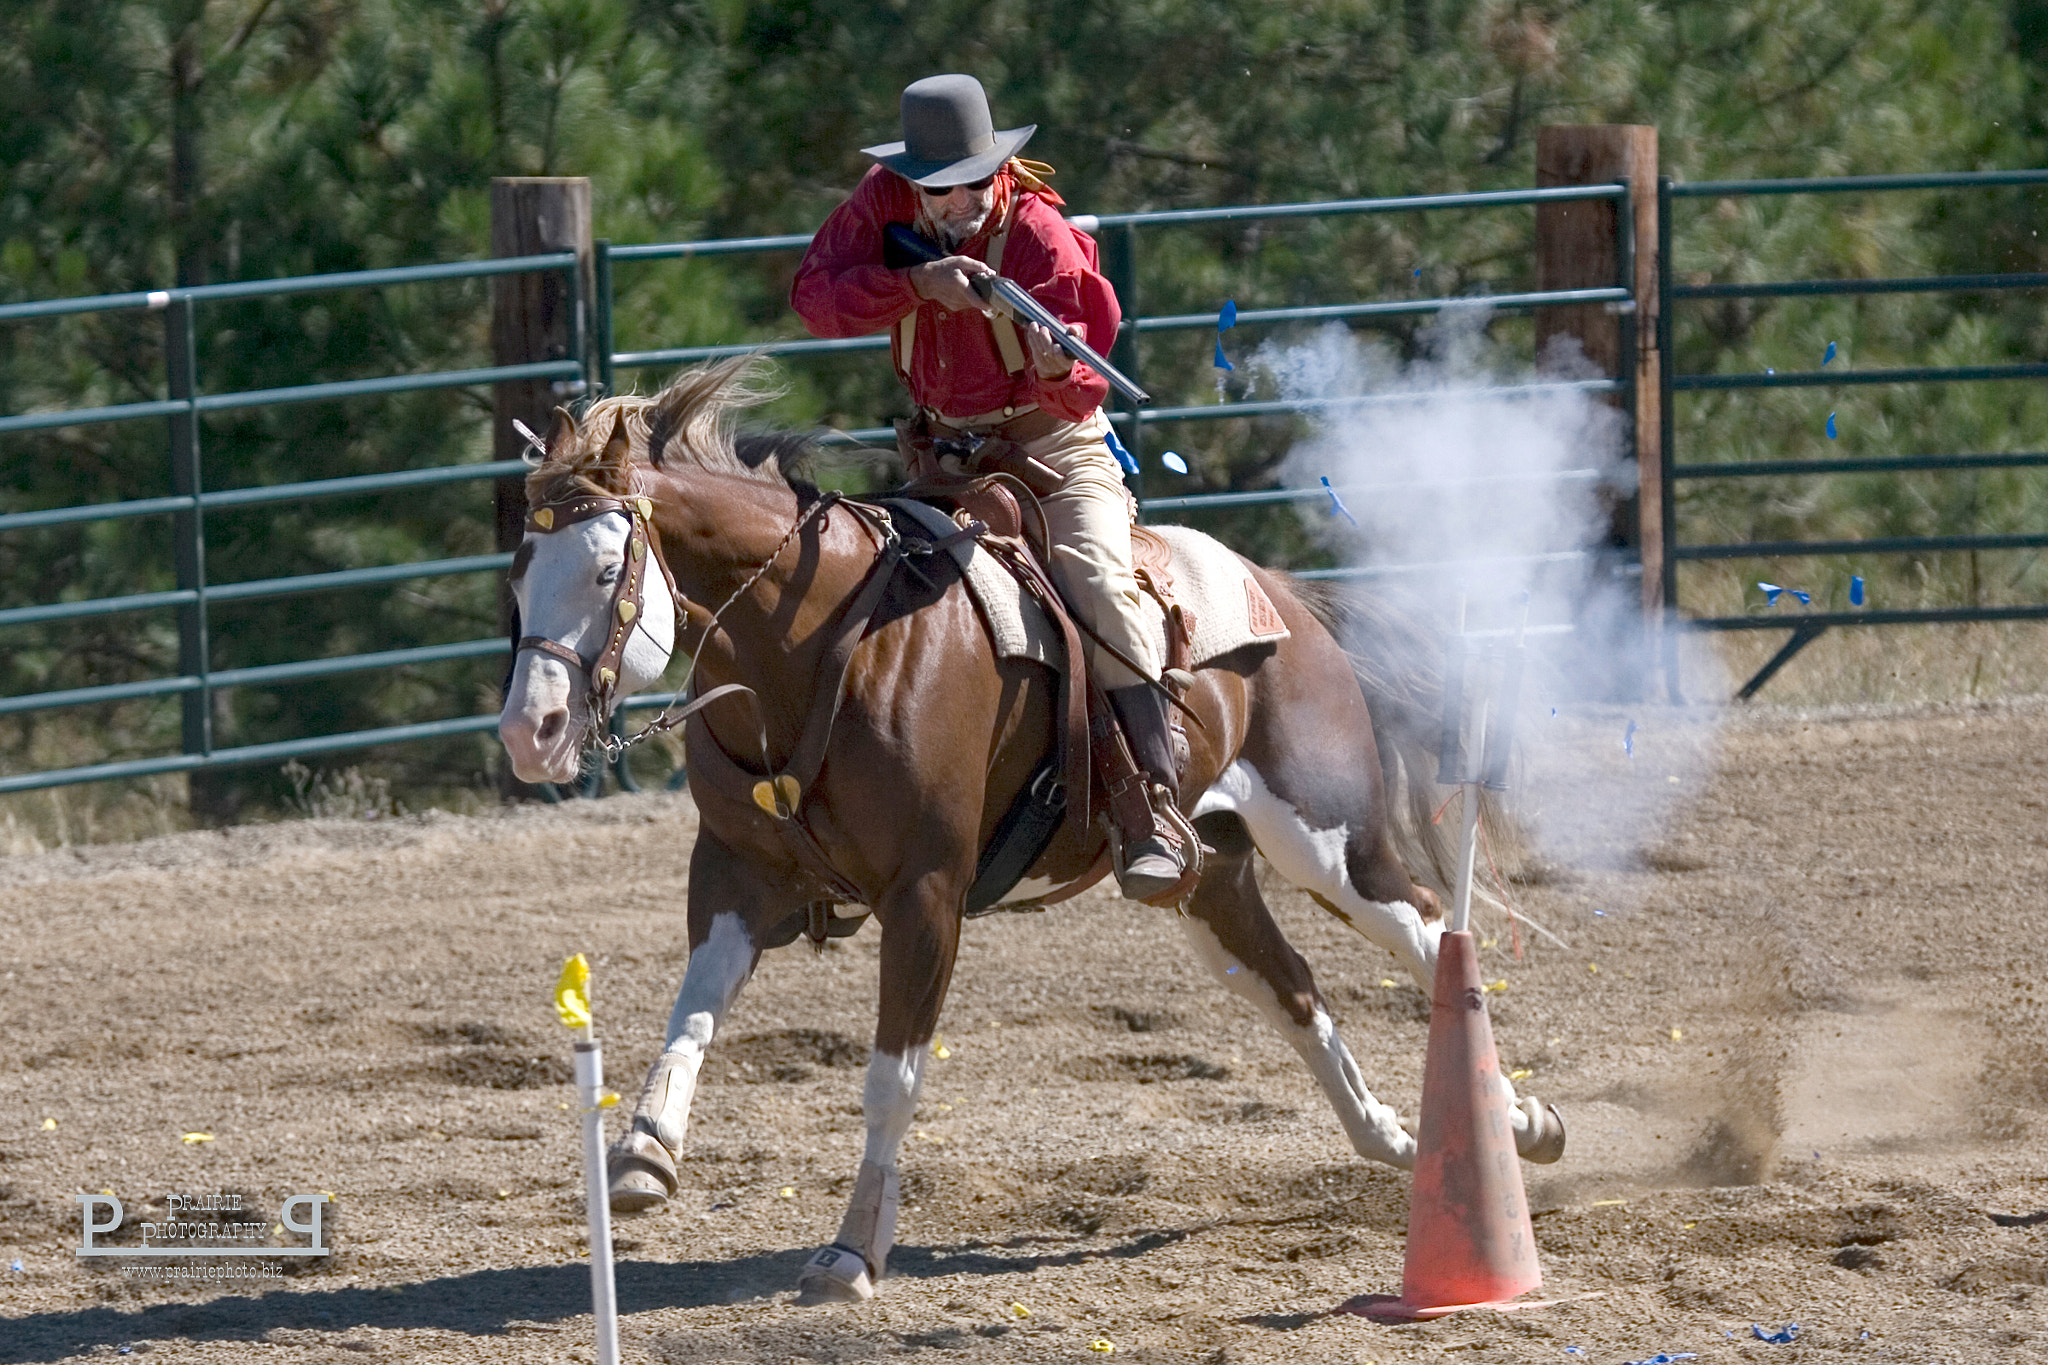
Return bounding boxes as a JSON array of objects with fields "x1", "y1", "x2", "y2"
[
  {"x1": 884, "y1": 500, "x2": 1288, "y2": 672},
  {"x1": 1146, "y1": 523, "x2": 1292, "y2": 663}
]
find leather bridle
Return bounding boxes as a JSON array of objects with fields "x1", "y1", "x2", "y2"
[
  {"x1": 513, "y1": 482, "x2": 849, "y2": 787},
  {"x1": 514, "y1": 490, "x2": 683, "y2": 731}
]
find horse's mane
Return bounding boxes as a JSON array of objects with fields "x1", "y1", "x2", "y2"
[{"x1": 524, "y1": 354, "x2": 818, "y2": 505}]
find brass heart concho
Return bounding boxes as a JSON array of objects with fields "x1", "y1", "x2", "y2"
[{"x1": 751, "y1": 775, "x2": 801, "y2": 818}]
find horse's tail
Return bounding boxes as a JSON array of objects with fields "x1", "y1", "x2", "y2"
[{"x1": 1285, "y1": 575, "x2": 1521, "y2": 900}]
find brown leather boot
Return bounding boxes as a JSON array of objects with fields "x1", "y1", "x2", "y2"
[{"x1": 1108, "y1": 684, "x2": 1185, "y2": 900}]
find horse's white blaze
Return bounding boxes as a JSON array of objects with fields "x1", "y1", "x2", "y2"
[
  {"x1": 1196, "y1": 759, "x2": 1442, "y2": 991},
  {"x1": 1177, "y1": 915, "x2": 1416, "y2": 1170},
  {"x1": 633, "y1": 912, "x2": 754, "y2": 1152},
  {"x1": 499, "y1": 510, "x2": 676, "y2": 784}
]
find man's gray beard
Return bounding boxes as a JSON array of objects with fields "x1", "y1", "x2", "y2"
[{"x1": 937, "y1": 212, "x2": 988, "y2": 250}]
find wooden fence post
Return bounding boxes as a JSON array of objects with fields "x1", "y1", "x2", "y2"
[
  {"x1": 490, "y1": 177, "x2": 595, "y2": 632},
  {"x1": 1533, "y1": 127, "x2": 1662, "y2": 618}
]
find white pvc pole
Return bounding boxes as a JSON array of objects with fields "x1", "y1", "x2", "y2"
[
  {"x1": 573, "y1": 1039, "x2": 621, "y2": 1365},
  {"x1": 1448, "y1": 698, "x2": 1486, "y2": 937}
]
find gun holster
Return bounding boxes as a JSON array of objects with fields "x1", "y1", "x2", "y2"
[{"x1": 895, "y1": 414, "x2": 1062, "y2": 499}]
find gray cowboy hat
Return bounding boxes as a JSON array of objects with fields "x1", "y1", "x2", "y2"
[{"x1": 861, "y1": 74, "x2": 1037, "y2": 189}]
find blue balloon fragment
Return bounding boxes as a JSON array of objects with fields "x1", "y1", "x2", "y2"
[
  {"x1": 1850, "y1": 574, "x2": 1865, "y2": 606},
  {"x1": 1826, "y1": 411, "x2": 1838, "y2": 440},
  {"x1": 1319, "y1": 476, "x2": 1359, "y2": 527},
  {"x1": 1215, "y1": 300, "x2": 1239, "y2": 368},
  {"x1": 1624, "y1": 1354, "x2": 1698, "y2": 1365},
  {"x1": 1162, "y1": 450, "x2": 1189, "y2": 474},
  {"x1": 1414, "y1": 268, "x2": 1423, "y2": 279},
  {"x1": 1758, "y1": 581, "x2": 1811, "y2": 607},
  {"x1": 7, "y1": 1258, "x2": 20, "y2": 1273},
  {"x1": 1823, "y1": 340, "x2": 1837, "y2": 366},
  {"x1": 1752, "y1": 1323, "x2": 1800, "y2": 1344},
  {"x1": 1623, "y1": 719, "x2": 1639, "y2": 757},
  {"x1": 1765, "y1": 367, "x2": 1775, "y2": 375},
  {"x1": 1102, "y1": 424, "x2": 1140, "y2": 475},
  {"x1": 1226, "y1": 965, "x2": 1240, "y2": 975}
]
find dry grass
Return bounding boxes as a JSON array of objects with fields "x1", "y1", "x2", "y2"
[
  {"x1": 0, "y1": 775, "x2": 190, "y2": 853},
  {"x1": 6, "y1": 616, "x2": 2048, "y2": 851},
  {"x1": 1698, "y1": 619, "x2": 2048, "y2": 706}
]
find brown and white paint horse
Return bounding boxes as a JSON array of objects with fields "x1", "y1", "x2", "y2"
[{"x1": 497, "y1": 358, "x2": 1564, "y2": 1305}]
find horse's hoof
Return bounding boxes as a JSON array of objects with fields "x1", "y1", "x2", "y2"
[
  {"x1": 608, "y1": 1128, "x2": 678, "y2": 1213},
  {"x1": 1516, "y1": 1098, "x2": 1567, "y2": 1164},
  {"x1": 794, "y1": 1244, "x2": 875, "y2": 1305}
]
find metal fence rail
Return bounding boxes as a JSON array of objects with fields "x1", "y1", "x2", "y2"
[
  {"x1": 1656, "y1": 169, "x2": 2048, "y2": 698},
  {"x1": 1, "y1": 251, "x2": 583, "y2": 794},
  {"x1": 2, "y1": 182, "x2": 1632, "y2": 793}
]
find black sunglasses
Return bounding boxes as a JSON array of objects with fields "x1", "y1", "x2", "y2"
[{"x1": 921, "y1": 175, "x2": 996, "y2": 196}]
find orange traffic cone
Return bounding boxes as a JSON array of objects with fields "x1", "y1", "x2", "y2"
[{"x1": 1393, "y1": 928, "x2": 1542, "y2": 1316}]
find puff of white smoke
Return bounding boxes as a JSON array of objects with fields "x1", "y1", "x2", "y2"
[{"x1": 1251, "y1": 309, "x2": 1727, "y2": 878}]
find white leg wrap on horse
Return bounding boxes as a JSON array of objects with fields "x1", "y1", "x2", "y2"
[
  {"x1": 640, "y1": 911, "x2": 755, "y2": 1152},
  {"x1": 611, "y1": 1047, "x2": 703, "y2": 1212},
  {"x1": 1179, "y1": 917, "x2": 1415, "y2": 1170},
  {"x1": 610, "y1": 913, "x2": 755, "y2": 1214},
  {"x1": 834, "y1": 1160, "x2": 901, "y2": 1277},
  {"x1": 798, "y1": 1160, "x2": 898, "y2": 1303},
  {"x1": 636, "y1": 1048, "x2": 703, "y2": 1153},
  {"x1": 1511, "y1": 1093, "x2": 1568, "y2": 1163},
  {"x1": 796, "y1": 1048, "x2": 925, "y2": 1305}
]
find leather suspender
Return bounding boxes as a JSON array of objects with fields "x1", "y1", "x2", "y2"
[{"x1": 983, "y1": 223, "x2": 1029, "y2": 374}]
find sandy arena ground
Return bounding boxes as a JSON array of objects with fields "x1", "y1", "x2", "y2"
[{"x1": 1, "y1": 699, "x2": 2045, "y2": 1363}]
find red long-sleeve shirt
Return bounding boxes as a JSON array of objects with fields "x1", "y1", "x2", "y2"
[{"x1": 791, "y1": 165, "x2": 1119, "y2": 423}]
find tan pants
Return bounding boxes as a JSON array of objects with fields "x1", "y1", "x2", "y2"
[{"x1": 1015, "y1": 411, "x2": 1161, "y2": 690}]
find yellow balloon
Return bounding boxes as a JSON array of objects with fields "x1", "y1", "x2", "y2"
[{"x1": 554, "y1": 954, "x2": 593, "y2": 1030}]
